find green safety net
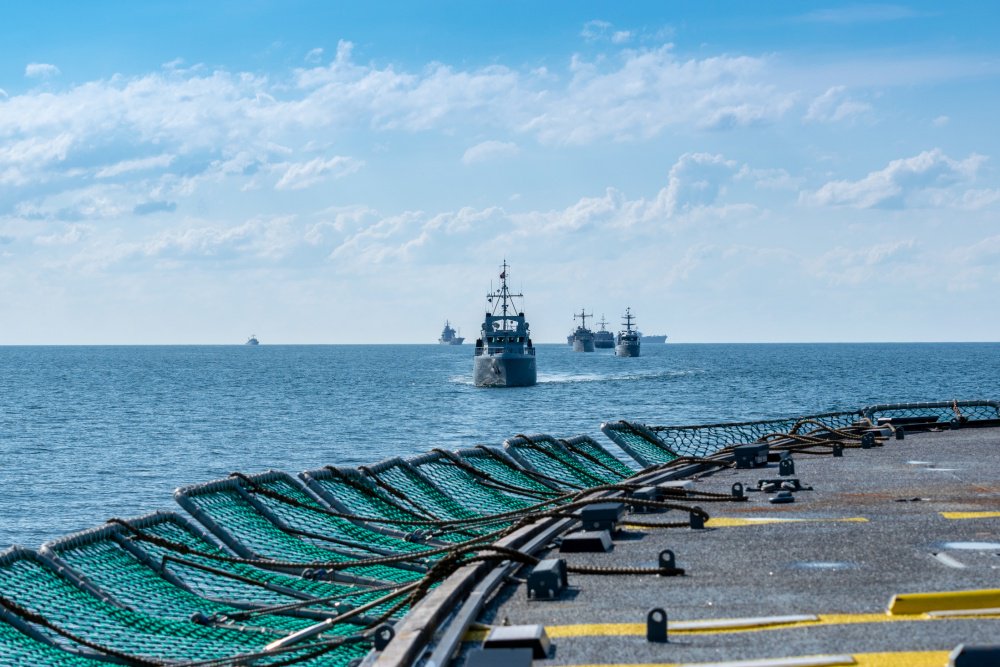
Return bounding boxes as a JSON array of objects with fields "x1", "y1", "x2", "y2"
[
  {"x1": 861, "y1": 400, "x2": 1000, "y2": 424},
  {"x1": 0, "y1": 618, "x2": 106, "y2": 667},
  {"x1": 132, "y1": 516, "x2": 404, "y2": 620},
  {"x1": 602, "y1": 410, "x2": 861, "y2": 465},
  {"x1": 453, "y1": 448, "x2": 559, "y2": 497},
  {"x1": 239, "y1": 474, "x2": 431, "y2": 556},
  {"x1": 504, "y1": 436, "x2": 625, "y2": 489},
  {"x1": 177, "y1": 486, "x2": 422, "y2": 584},
  {"x1": 0, "y1": 550, "x2": 351, "y2": 665},
  {"x1": 407, "y1": 451, "x2": 547, "y2": 515}
]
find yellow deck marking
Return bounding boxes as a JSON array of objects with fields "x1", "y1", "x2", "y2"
[
  {"x1": 940, "y1": 511, "x2": 1000, "y2": 519},
  {"x1": 888, "y1": 588, "x2": 1000, "y2": 615},
  {"x1": 563, "y1": 650, "x2": 951, "y2": 667},
  {"x1": 702, "y1": 517, "x2": 869, "y2": 528}
]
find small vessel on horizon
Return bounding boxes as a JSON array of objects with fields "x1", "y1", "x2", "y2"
[
  {"x1": 438, "y1": 320, "x2": 465, "y2": 345},
  {"x1": 594, "y1": 315, "x2": 615, "y2": 349},
  {"x1": 569, "y1": 308, "x2": 595, "y2": 352},
  {"x1": 474, "y1": 261, "x2": 537, "y2": 387},
  {"x1": 615, "y1": 307, "x2": 640, "y2": 357},
  {"x1": 640, "y1": 332, "x2": 667, "y2": 344},
  {"x1": 245, "y1": 335, "x2": 259, "y2": 346}
]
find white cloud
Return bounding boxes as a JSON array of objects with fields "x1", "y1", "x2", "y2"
[
  {"x1": 34, "y1": 224, "x2": 91, "y2": 246},
  {"x1": 933, "y1": 115, "x2": 950, "y2": 127},
  {"x1": 462, "y1": 140, "x2": 519, "y2": 165},
  {"x1": 804, "y1": 149, "x2": 987, "y2": 209},
  {"x1": 805, "y1": 86, "x2": 871, "y2": 123},
  {"x1": 612, "y1": 31, "x2": 632, "y2": 44},
  {"x1": 810, "y1": 240, "x2": 918, "y2": 286},
  {"x1": 95, "y1": 154, "x2": 175, "y2": 178},
  {"x1": 25, "y1": 63, "x2": 60, "y2": 78},
  {"x1": 273, "y1": 156, "x2": 364, "y2": 190},
  {"x1": 581, "y1": 20, "x2": 613, "y2": 41},
  {"x1": 658, "y1": 153, "x2": 740, "y2": 216},
  {"x1": 305, "y1": 48, "x2": 324, "y2": 64}
]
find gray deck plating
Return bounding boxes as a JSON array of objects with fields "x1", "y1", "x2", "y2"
[{"x1": 460, "y1": 427, "x2": 1000, "y2": 665}]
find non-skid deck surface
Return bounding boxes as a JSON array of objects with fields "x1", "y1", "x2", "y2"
[{"x1": 474, "y1": 425, "x2": 1000, "y2": 665}]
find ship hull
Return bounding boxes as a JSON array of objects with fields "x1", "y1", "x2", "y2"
[
  {"x1": 572, "y1": 338, "x2": 595, "y2": 352},
  {"x1": 641, "y1": 335, "x2": 667, "y2": 344},
  {"x1": 616, "y1": 342, "x2": 640, "y2": 357},
  {"x1": 474, "y1": 353, "x2": 537, "y2": 387},
  {"x1": 594, "y1": 334, "x2": 614, "y2": 349},
  {"x1": 439, "y1": 338, "x2": 465, "y2": 345}
]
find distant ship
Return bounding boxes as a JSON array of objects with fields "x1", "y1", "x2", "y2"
[
  {"x1": 474, "y1": 261, "x2": 537, "y2": 387},
  {"x1": 594, "y1": 315, "x2": 615, "y2": 349},
  {"x1": 245, "y1": 335, "x2": 259, "y2": 346},
  {"x1": 569, "y1": 308, "x2": 595, "y2": 352},
  {"x1": 615, "y1": 308, "x2": 640, "y2": 357},
  {"x1": 438, "y1": 320, "x2": 465, "y2": 345},
  {"x1": 639, "y1": 333, "x2": 667, "y2": 344}
]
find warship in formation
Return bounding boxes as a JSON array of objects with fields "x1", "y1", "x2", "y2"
[
  {"x1": 640, "y1": 332, "x2": 667, "y2": 344},
  {"x1": 615, "y1": 307, "x2": 640, "y2": 357},
  {"x1": 569, "y1": 308, "x2": 595, "y2": 352},
  {"x1": 473, "y1": 261, "x2": 537, "y2": 387},
  {"x1": 437, "y1": 320, "x2": 465, "y2": 345},
  {"x1": 593, "y1": 314, "x2": 615, "y2": 348},
  {"x1": 245, "y1": 334, "x2": 259, "y2": 346}
]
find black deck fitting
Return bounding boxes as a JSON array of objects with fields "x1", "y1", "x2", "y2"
[
  {"x1": 560, "y1": 530, "x2": 613, "y2": 553},
  {"x1": 373, "y1": 624, "x2": 395, "y2": 650},
  {"x1": 896, "y1": 426, "x2": 906, "y2": 440},
  {"x1": 731, "y1": 482, "x2": 744, "y2": 498},
  {"x1": 527, "y1": 558, "x2": 568, "y2": 600},
  {"x1": 580, "y1": 502, "x2": 625, "y2": 532},
  {"x1": 769, "y1": 490, "x2": 795, "y2": 504},
  {"x1": 463, "y1": 647, "x2": 533, "y2": 667},
  {"x1": 833, "y1": 442, "x2": 844, "y2": 457},
  {"x1": 647, "y1": 608, "x2": 668, "y2": 642},
  {"x1": 949, "y1": 643, "x2": 1000, "y2": 667},
  {"x1": 690, "y1": 507, "x2": 705, "y2": 529},
  {"x1": 861, "y1": 432, "x2": 875, "y2": 449},
  {"x1": 779, "y1": 457, "x2": 795, "y2": 476},
  {"x1": 733, "y1": 444, "x2": 770, "y2": 469},
  {"x1": 483, "y1": 625, "x2": 551, "y2": 658}
]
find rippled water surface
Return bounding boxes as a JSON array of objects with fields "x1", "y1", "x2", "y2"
[{"x1": 2, "y1": 342, "x2": 998, "y2": 548}]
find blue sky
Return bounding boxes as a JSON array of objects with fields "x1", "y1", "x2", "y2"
[{"x1": 1, "y1": 1, "x2": 998, "y2": 343}]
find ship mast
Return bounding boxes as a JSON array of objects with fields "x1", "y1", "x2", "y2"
[
  {"x1": 486, "y1": 259, "x2": 524, "y2": 326},
  {"x1": 573, "y1": 308, "x2": 592, "y2": 330},
  {"x1": 622, "y1": 307, "x2": 636, "y2": 333}
]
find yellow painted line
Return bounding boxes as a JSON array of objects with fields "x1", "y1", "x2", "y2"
[
  {"x1": 704, "y1": 517, "x2": 869, "y2": 528},
  {"x1": 623, "y1": 517, "x2": 869, "y2": 530},
  {"x1": 466, "y1": 610, "x2": 991, "y2": 643},
  {"x1": 940, "y1": 511, "x2": 1000, "y2": 519},
  {"x1": 888, "y1": 588, "x2": 1000, "y2": 615},
  {"x1": 563, "y1": 650, "x2": 951, "y2": 667}
]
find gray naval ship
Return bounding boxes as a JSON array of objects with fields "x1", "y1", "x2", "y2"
[
  {"x1": 615, "y1": 306, "x2": 640, "y2": 357},
  {"x1": 473, "y1": 261, "x2": 537, "y2": 387},
  {"x1": 438, "y1": 320, "x2": 465, "y2": 345},
  {"x1": 593, "y1": 314, "x2": 615, "y2": 348},
  {"x1": 569, "y1": 308, "x2": 595, "y2": 352}
]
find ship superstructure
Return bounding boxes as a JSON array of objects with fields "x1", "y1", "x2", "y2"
[
  {"x1": 615, "y1": 307, "x2": 640, "y2": 357},
  {"x1": 473, "y1": 261, "x2": 537, "y2": 387}
]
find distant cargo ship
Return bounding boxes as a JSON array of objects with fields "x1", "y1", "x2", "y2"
[
  {"x1": 640, "y1": 333, "x2": 667, "y2": 344},
  {"x1": 438, "y1": 321, "x2": 465, "y2": 345}
]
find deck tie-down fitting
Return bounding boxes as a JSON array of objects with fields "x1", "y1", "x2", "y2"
[{"x1": 647, "y1": 608, "x2": 668, "y2": 642}]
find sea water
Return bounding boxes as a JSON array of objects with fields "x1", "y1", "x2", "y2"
[{"x1": 1, "y1": 342, "x2": 998, "y2": 549}]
